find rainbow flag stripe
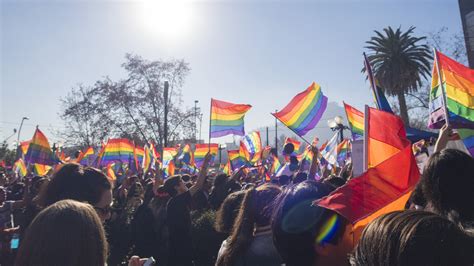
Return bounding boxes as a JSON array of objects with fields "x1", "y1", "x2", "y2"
[
  {"x1": 100, "y1": 138, "x2": 134, "y2": 166},
  {"x1": 77, "y1": 147, "x2": 94, "y2": 166},
  {"x1": 429, "y1": 51, "x2": 474, "y2": 129},
  {"x1": 20, "y1": 141, "x2": 31, "y2": 156},
  {"x1": 210, "y1": 98, "x2": 252, "y2": 138},
  {"x1": 179, "y1": 144, "x2": 194, "y2": 166},
  {"x1": 228, "y1": 149, "x2": 247, "y2": 170},
  {"x1": 134, "y1": 146, "x2": 145, "y2": 170},
  {"x1": 14, "y1": 159, "x2": 27, "y2": 177},
  {"x1": 458, "y1": 129, "x2": 474, "y2": 157},
  {"x1": 273, "y1": 82, "x2": 328, "y2": 136},
  {"x1": 336, "y1": 139, "x2": 350, "y2": 162},
  {"x1": 194, "y1": 144, "x2": 218, "y2": 168},
  {"x1": 241, "y1": 131, "x2": 262, "y2": 164},
  {"x1": 143, "y1": 145, "x2": 153, "y2": 173},
  {"x1": 344, "y1": 102, "x2": 364, "y2": 139},
  {"x1": 33, "y1": 163, "x2": 52, "y2": 176},
  {"x1": 297, "y1": 145, "x2": 314, "y2": 164},
  {"x1": 284, "y1": 137, "x2": 301, "y2": 152},
  {"x1": 270, "y1": 154, "x2": 281, "y2": 174},
  {"x1": 106, "y1": 163, "x2": 117, "y2": 181},
  {"x1": 25, "y1": 128, "x2": 56, "y2": 165},
  {"x1": 162, "y1": 147, "x2": 178, "y2": 170}
]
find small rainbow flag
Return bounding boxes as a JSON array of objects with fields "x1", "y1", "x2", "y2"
[
  {"x1": 344, "y1": 102, "x2": 364, "y2": 140},
  {"x1": 228, "y1": 149, "x2": 247, "y2": 170},
  {"x1": 25, "y1": 128, "x2": 56, "y2": 165},
  {"x1": 164, "y1": 160, "x2": 176, "y2": 177},
  {"x1": 134, "y1": 146, "x2": 145, "y2": 170},
  {"x1": 100, "y1": 138, "x2": 134, "y2": 166},
  {"x1": 222, "y1": 160, "x2": 231, "y2": 175},
  {"x1": 14, "y1": 158, "x2": 27, "y2": 177},
  {"x1": 336, "y1": 139, "x2": 350, "y2": 163},
  {"x1": 162, "y1": 147, "x2": 178, "y2": 176},
  {"x1": 76, "y1": 147, "x2": 94, "y2": 166},
  {"x1": 20, "y1": 140, "x2": 31, "y2": 156},
  {"x1": 241, "y1": 131, "x2": 262, "y2": 164},
  {"x1": 457, "y1": 129, "x2": 474, "y2": 157},
  {"x1": 273, "y1": 82, "x2": 328, "y2": 136},
  {"x1": 179, "y1": 144, "x2": 194, "y2": 166},
  {"x1": 284, "y1": 137, "x2": 301, "y2": 153},
  {"x1": 210, "y1": 98, "x2": 252, "y2": 138},
  {"x1": 33, "y1": 163, "x2": 52, "y2": 176},
  {"x1": 297, "y1": 145, "x2": 314, "y2": 165},
  {"x1": 270, "y1": 154, "x2": 281, "y2": 175},
  {"x1": 194, "y1": 144, "x2": 218, "y2": 168},
  {"x1": 429, "y1": 51, "x2": 474, "y2": 129},
  {"x1": 143, "y1": 145, "x2": 153, "y2": 173}
]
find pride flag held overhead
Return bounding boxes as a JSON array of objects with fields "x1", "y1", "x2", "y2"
[
  {"x1": 14, "y1": 158, "x2": 27, "y2": 177},
  {"x1": 284, "y1": 137, "x2": 301, "y2": 153},
  {"x1": 143, "y1": 145, "x2": 153, "y2": 173},
  {"x1": 33, "y1": 164, "x2": 52, "y2": 176},
  {"x1": 336, "y1": 139, "x2": 350, "y2": 163},
  {"x1": 429, "y1": 51, "x2": 474, "y2": 129},
  {"x1": 273, "y1": 82, "x2": 328, "y2": 136},
  {"x1": 179, "y1": 144, "x2": 194, "y2": 166},
  {"x1": 99, "y1": 138, "x2": 135, "y2": 166},
  {"x1": 228, "y1": 149, "x2": 247, "y2": 170},
  {"x1": 25, "y1": 128, "x2": 56, "y2": 165},
  {"x1": 210, "y1": 98, "x2": 252, "y2": 138},
  {"x1": 240, "y1": 131, "x2": 263, "y2": 164},
  {"x1": 270, "y1": 154, "x2": 282, "y2": 175},
  {"x1": 344, "y1": 102, "x2": 364, "y2": 140},
  {"x1": 194, "y1": 144, "x2": 218, "y2": 168},
  {"x1": 76, "y1": 147, "x2": 94, "y2": 166},
  {"x1": 19, "y1": 141, "x2": 31, "y2": 157}
]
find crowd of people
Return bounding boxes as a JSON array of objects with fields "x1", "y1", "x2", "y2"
[{"x1": 0, "y1": 126, "x2": 473, "y2": 266}]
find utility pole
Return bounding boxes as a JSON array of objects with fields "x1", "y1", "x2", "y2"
[
  {"x1": 266, "y1": 127, "x2": 269, "y2": 146},
  {"x1": 163, "y1": 81, "x2": 169, "y2": 148}
]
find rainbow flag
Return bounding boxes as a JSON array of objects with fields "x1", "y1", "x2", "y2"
[
  {"x1": 344, "y1": 102, "x2": 364, "y2": 140},
  {"x1": 194, "y1": 144, "x2": 218, "y2": 168},
  {"x1": 457, "y1": 129, "x2": 474, "y2": 157},
  {"x1": 76, "y1": 147, "x2": 94, "y2": 166},
  {"x1": 33, "y1": 164, "x2": 52, "y2": 176},
  {"x1": 241, "y1": 131, "x2": 262, "y2": 164},
  {"x1": 164, "y1": 160, "x2": 176, "y2": 177},
  {"x1": 143, "y1": 145, "x2": 153, "y2": 173},
  {"x1": 273, "y1": 82, "x2": 328, "y2": 136},
  {"x1": 336, "y1": 139, "x2": 350, "y2": 163},
  {"x1": 25, "y1": 128, "x2": 56, "y2": 165},
  {"x1": 14, "y1": 159, "x2": 27, "y2": 177},
  {"x1": 222, "y1": 160, "x2": 231, "y2": 175},
  {"x1": 179, "y1": 144, "x2": 194, "y2": 166},
  {"x1": 149, "y1": 142, "x2": 161, "y2": 161},
  {"x1": 429, "y1": 51, "x2": 474, "y2": 129},
  {"x1": 270, "y1": 154, "x2": 281, "y2": 175},
  {"x1": 106, "y1": 163, "x2": 117, "y2": 181},
  {"x1": 134, "y1": 146, "x2": 145, "y2": 170},
  {"x1": 19, "y1": 140, "x2": 31, "y2": 156},
  {"x1": 162, "y1": 147, "x2": 178, "y2": 174},
  {"x1": 284, "y1": 137, "x2": 301, "y2": 153},
  {"x1": 228, "y1": 149, "x2": 247, "y2": 170},
  {"x1": 210, "y1": 98, "x2": 252, "y2": 138},
  {"x1": 99, "y1": 138, "x2": 134, "y2": 166},
  {"x1": 297, "y1": 145, "x2": 314, "y2": 166}
]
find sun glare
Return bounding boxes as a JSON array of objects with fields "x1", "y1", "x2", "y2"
[{"x1": 140, "y1": 0, "x2": 193, "y2": 38}]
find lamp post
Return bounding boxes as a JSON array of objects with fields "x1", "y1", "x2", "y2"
[
  {"x1": 328, "y1": 115, "x2": 349, "y2": 142},
  {"x1": 194, "y1": 100, "x2": 199, "y2": 142},
  {"x1": 16, "y1": 117, "x2": 29, "y2": 156}
]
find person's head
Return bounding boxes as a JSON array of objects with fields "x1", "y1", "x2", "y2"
[
  {"x1": 15, "y1": 199, "x2": 108, "y2": 266},
  {"x1": 405, "y1": 181, "x2": 426, "y2": 210},
  {"x1": 279, "y1": 175, "x2": 291, "y2": 186},
  {"x1": 350, "y1": 210, "x2": 474, "y2": 266},
  {"x1": 213, "y1": 173, "x2": 228, "y2": 188},
  {"x1": 127, "y1": 182, "x2": 144, "y2": 200},
  {"x1": 294, "y1": 172, "x2": 308, "y2": 184},
  {"x1": 215, "y1": 190, "x2": 246, "y2": 234},
  {"x1": 272, "y1": 180, "x2": 352, "y2": 266},
  {"x1": 163, "y1": 175, "x2": 187, "y2": 197},
  {"x1": 421, "y1": 149, "x2": 474, "y2": 226},
  {"x1": 216, "y1": 184, "x2": 282, "y2": 266},
  {"x1": 40, "y1": 163, "x2": 113, "y2": 222}
]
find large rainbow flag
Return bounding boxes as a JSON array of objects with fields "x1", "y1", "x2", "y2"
[
  {"x1": 457, "y1": 129, "x2": 474, "y2": 157},
  {"x1": 429, "y1": 51, "x2": 474, "y2": 129},
  {"x1": 99, "y1": 138, "x2": 134, "y2": 166},
  {"x1": 210, "y1": 98, "x2": 252, "y2": 138},
  {"x1": 194, "y1": 144, "x2": 218, "y2": 168},
  {"x1": 344, "y1": 102, "x2": 364, "y2": 140},
  {"x1": 25, "y1": 128, "x2": 56, "y2": 165},
  {"x1": 273, "y1": 82, "x2": 328, "y2": 136}
]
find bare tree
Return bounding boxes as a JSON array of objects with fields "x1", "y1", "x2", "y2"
[{"x1": 60, "y1": 54, "x2": 194, "y2": 148}]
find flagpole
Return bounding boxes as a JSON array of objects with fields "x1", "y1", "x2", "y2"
[
  {"x1": 271, "y1": 113, "x2": 312, "y2": 146},
  {"x1": 208, "y1": 99, "x2": 212, "y2": 152},
  {"x1": 364, "y1": 52, "x2": 381, "y2": 109},
  {"x1": 363, "y1": 105, "x2": 369, "y2": 171},
  {"x1": 433, "y1": 48, "x2": 450, "y2": 127}
]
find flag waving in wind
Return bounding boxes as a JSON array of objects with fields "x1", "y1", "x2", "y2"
[
  {"x1": 273, "y1": 82, "x2": 328, "y2": 136},
  {"x1": 210, "y1": 98, "x2": 252, "y2": 138}
]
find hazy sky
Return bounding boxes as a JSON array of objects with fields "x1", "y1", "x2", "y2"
[{"x1": 1, "y1": 0, "x2": 463, "y2": 146}]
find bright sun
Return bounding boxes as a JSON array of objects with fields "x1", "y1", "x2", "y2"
[{"x1": 140, "y1": 0, "x2": 193, "y2": 38}]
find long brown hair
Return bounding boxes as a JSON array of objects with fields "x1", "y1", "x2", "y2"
[
  {"x1": 216, "y1": 184, "x2": 281, "y2": 266},
  {"x1": 15, "y1": 199, "x2": 108, "y2": 266}
]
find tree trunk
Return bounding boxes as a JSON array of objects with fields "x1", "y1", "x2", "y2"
[{"x1": 397, "y1": 92, "x2": 410, "y2": 126}]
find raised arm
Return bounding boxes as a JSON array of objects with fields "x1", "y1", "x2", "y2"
[
  {"x1": 189, "y1": 152, "x2": 212, "y2": 196},
  {"x1": 434, "y1": 124, "x2": 453, "y2": 153}
]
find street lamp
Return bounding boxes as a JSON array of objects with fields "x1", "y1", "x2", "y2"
[
  {"x1": 17, "y1": 117, "x2": 29, "y2": 151},
  {"x1": 328, "y1": 115, "x2": 349, "y2": 142}
]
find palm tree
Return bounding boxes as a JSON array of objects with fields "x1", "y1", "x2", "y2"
[{"x1": 365, "y1": 26, "x2": 432, "y2": 126}]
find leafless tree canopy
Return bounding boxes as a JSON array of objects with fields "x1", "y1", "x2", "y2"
[{"x1": 60, "y1": 54, "x2": 194, "y2": 148}]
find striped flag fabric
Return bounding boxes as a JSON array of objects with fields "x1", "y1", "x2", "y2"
[
  {"x1": 273, "y1": 82, "x2": 328, "y2": 136},
  {"x1": 14, "y1": 158, "x2": 27, "y2": 177},
  {"x1": 194, "y1": 144, "x2": 218, "y2": 168},
  {"x1": 240, "y1": 131, "x2": 262, "y2": 164},
  {"x1": 270, "y1": 154, "x2": 282, "y2": 175},
  {"x1": 33, "y1": 163, "x2": 52, "y2": 176},
  {"x1": 210, "y1": 98, "x2": 252, "y2": 138},
  {"x1": 19, "y1": 140, "x2": 31, "y2": 157},
  {"x1": 99, "y1": 139, "x2": 134, "y2": 166},
  {"x1": 25, "y1": 128, "x2": 57, "y2": 165},
  {"x1": 106, "y1": 163, "x2": 117, "y2": 181},
  {"x1": 344, "y1": 102, "x2": 364, "y2": 140},
  {"x1": 76, "y1": 147, "x2": 94, "y2": 166},
  {"x1": 429, "y1": 51, "x2": 474, "y2": 129},
  {"x1": 321, "y1": 132, "x2": 340, "y2": 165},
  {"x1": 284, "y1": 137, "x2": 301, "y2": 153},
  {"x1": 228, "y1": 149, "x2": 247, "y2": 170},
  {"x1": 143, "y1": 145, "x2": 153, "y2": 173},
  {"x1": 179, "y1": 144, "x2": 194, "y2": 166},
  {"x1": 336, "y1": 139, "x2": 350, "y2": 163},
  {"x1": 457, "y1": 129, "x2": 474, "y2": 157}
]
